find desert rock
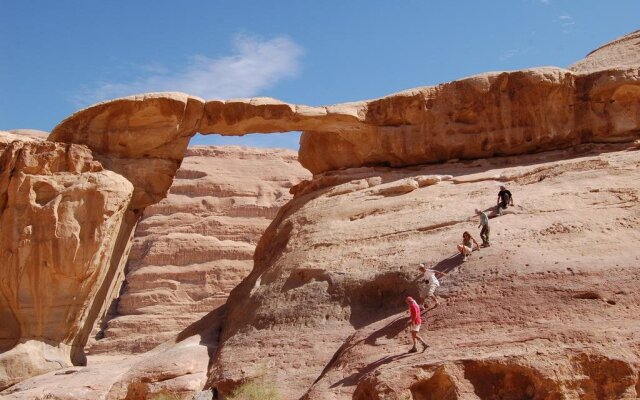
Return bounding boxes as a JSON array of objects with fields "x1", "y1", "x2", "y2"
[
  {"x1": 2, "y1": 29, "x2": 640, "y2": 398},
  {"x1": 0, "y1": 139, "x2": 133, "y2": 389},
  {"x1": 88, "y1": 146, "x2": 310, "y2": 354},
  {"x1": 208, "y1": 143, "x2": 640, "y2": 399},
  {"x1": 49, "y1": 34, "x2": 640, "y2": 183},
  {"x1": 570, "y1": 29, "x2": 640, "y2": 73},
  {"x1": 49, "y1": 93, "x2": 205, "y2": 211}
]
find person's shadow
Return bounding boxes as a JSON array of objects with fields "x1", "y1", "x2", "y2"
[
  {"x1": 432, "y1": 253, "x2": 464, "y2": 274},
  {"x1": 328, "y1": 315, "x2": 419, "y2": 389},
  {"x1": 363, "y1": 315, "x2": 409, "y2": 346}
]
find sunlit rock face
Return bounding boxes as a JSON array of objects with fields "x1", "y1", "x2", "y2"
[
  {"x1": 0, "y1": 134, "x2": 133, "y2": 389},
  {"x1": 208, "y1": 144, "x2": 640, "y2": 399},
  {"x1": 87, "y1": 145, "x2": 310, "y2": 355},
  {"x1": 298, "y1": 65, "x2": 640, "y2": 173},
  {"x1": 570, "y1": 29, "x2": 640, "y2": 73},
  {"x1": 49, "y1": 93, "x2": 206, "y2": 212},
  {"x1": 49, "y1": 36, "x2": 640, "y2": 182},
  {"x1": 1, "y1": 29, "x2": 639, "y2": 399}
]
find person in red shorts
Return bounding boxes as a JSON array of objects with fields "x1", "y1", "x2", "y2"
[{"x1": 405, "y1": 296, "x2": 429, "y2": 353}]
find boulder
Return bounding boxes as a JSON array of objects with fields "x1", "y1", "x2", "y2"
[{"x1": 0, "y1": 139, "x2": 133, "y2": 389}]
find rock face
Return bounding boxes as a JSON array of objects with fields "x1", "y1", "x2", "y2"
[
  {"x1": 208, "y1": 143, "x2": 640, "y2": 399},
  {"x1": 0, "y1": 135, "x2": 134, "y2": 389},
  {"x1": 49, "y1": 93, "x2": 205, "y2": 212},
  {"x1": 88, "y1": 146, "x2": 309, "y2": 354},
  {"x1": 570, "y1": 29, "x2": 640, "y2": 73},
  {"x1": 2, "y1": 29, "x2": 640, "y2": 398},
  {"x1": 2, "y1": 309, "x2": 223, "y2": 400},
  {"x1": 298, "y1": 66, "x2": 640, "y2": 174},
  {"x1": 50, "y1": 35, "x2": 640, "y2": 181}
]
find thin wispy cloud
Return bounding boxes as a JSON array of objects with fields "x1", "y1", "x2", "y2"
[
  {"x1": 73, "y1": 34, "x2": 303, "y2": 107},
  {"x1": 499, "y1": 46, "x2": 531, "y2": 61},
  {"x1": 557, "y1": 14, "x2": 576, "y2": 34}
]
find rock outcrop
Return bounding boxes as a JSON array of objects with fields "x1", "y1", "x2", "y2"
[
  {"x1": 0, "y1": 135, "x2": 134, "y2": 389},
  {"x1": 570, "y1": 29, "x2": 640, "y2": 73},
  {"x1": 49, "y1": 93, "x2": 205, "y2": 212},
  {"x1": 49, "y1": 34, "x2": 640, "y2": 182},
  {"x1": 88, "y1": 146, "x2": 309, "y2": 354},
  {"x1": 208, "y1": 143, "x2": 640, "y2": 399},
  {"x1": 2, "y1": 29, "x2": 640, "y2": 398},
  {"x1": 2, "y1": 308, "x2": 223, "y2": 400},
  {"x1": 298, "y1": 65, "x2": 640, "y2": 173}
]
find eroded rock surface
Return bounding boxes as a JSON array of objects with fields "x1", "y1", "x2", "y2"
[
  {"x1": 0, "y1": 138, "x2": 133, "y2": 389},
  {"x1": 2, "y1": 29, "x2": 639, "y2": 398},
  {"x1": 208, "y1": 143, "x2": 640, "y2": 399},
  {"x1": 50, "y1": 32, "x2": 640, "y2": 182},
  {"x1": 570, "y1": 29, "x2": 640, "y2": 73},
  {"x1": 298, "y1": 66, "x2": 640, "y2": 173},
  {"x1": 49, "y1": 93, "x2": 205, "y2": 211},
  {"x1": 88, "y1": 146, "x2": 309, "y2": 354}
]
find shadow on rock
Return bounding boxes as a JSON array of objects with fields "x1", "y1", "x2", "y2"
[{"x1": 175, "y1": 304, "x2": 226, "y2": 371}]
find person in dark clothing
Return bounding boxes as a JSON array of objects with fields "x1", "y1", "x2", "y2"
[{"x1": 497, "y1": 185, "x2": 514, "y2": 214}]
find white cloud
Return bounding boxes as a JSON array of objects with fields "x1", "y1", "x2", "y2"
[
  {"x1": 556, "y1": 14, "x2": 576, "y2": 34},
  {"x1": 499, "y1": 47, "x2": 530, "y2": 61},
  {"x1": 73, "y1": 34, "x2": 303, "y2": 106}
]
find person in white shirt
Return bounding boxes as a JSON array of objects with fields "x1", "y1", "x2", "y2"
[{"x1": 418, "y1": 263, "x2": 446, "y2": 310}]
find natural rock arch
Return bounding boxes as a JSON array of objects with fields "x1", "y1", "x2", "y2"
[{"x1": 2, "y1": 28, "x2": 640, "y2": 391}]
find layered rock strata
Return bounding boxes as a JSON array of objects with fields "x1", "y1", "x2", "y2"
[
  {"x1": 88, "y1": 146, "x2": 309, "y2": 354},
  {"x1": 0, "y1": 135, "x2": 134, "y2": 389},
  {"x1": 208, "y1": 143, "x2": 640, "y2": 399},
  {"x1": 0, "y1": 29, "x2": 639, "y2": 397}
]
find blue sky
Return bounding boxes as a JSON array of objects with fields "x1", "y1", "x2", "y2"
[{"x1": 1, "y1": 1, "x2": 638, "y2": 149}]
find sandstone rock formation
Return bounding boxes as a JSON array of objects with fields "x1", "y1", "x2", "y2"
[
  {"x1": 49, "y1": 93, "x2": 205, "y2": 212},
  {"x1": 2, "y1": 29, "x2": 640, "y2": 399},
  {"x1": 88, "y1": 146, "x2": 309, "y2": 354},
  {"x1": 0, "y1": 135, "x2": 134, "y2": 389},
  {"x1": 49, "y1": 35, "x2": 640, "y2": 180},
  {"x1": 570, "y1": 29, "x2": 640, "y2": 73},
  {"x1": 208, "y1": 143, "x2": 640, "y2": 399},
  {"x1": 0, "y1": 130, "x2": 49, "y2": 144},
  {"x1": 2, "y1": 309, "x2": 223, "y2": 400}
]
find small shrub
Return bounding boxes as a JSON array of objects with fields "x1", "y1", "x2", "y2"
[{"x1": 227, "y1": 380, "x2": 280, "y2": 400}]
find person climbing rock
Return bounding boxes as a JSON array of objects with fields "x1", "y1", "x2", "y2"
[
  {"x1": 476, "y1": 208, "x2": 490, "y2": 247},
  {"x1": 405, "y1": 296, "x2": 429, "y2": 353},
  {"x1": 457, "y1": 231, "x2": 480, "y2": 261},
  {"x1": 418, "y1": 263, "x2": 446, "y2": 310},
  {"x1": 497, "y1": 185, "x2": 514, "y2": 215}
]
